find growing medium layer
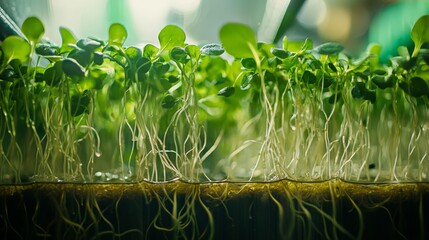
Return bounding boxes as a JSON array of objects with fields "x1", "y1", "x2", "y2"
[{"x1": 1, "y1": 180, "x2": 428, "y2": 239}]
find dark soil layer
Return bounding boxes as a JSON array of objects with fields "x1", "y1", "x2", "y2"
[{"x1": 1, "y1": 179, "x2": 428, "y2": 239}]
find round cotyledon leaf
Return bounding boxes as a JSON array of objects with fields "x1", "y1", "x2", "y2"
[
  {"x1": 108, "y1": 23, "x2": 127, "y2": 46},
  {"x1": 70, "y1": 90, "x2": 91, "y2": 117},
  {"x1": 36, "y1": 43, "x2": 59, "y2": 56},
  {"x1": 170, "y1": 46, "x2": 189, "y2": 63},
  {"x1": 314, "y1": 42, "x2": 344, "y2": 55},
  {"x1": 62, "y1": 58, "x2": 85, "y2": 78},
  {"x1": 77, "y1": 38, "x2": 102, "y2": 51},
  {"x1": 399, "y1": 76, "x2": 429, "y2": 98},
  {"x1": 219, "y1": 23, "x2": 257, "y2": 59},
  {"x1": 270, "y1": 48, "x2": 290, "y2": 59},
  {"x1": 43, "y1": 61, "x2": 63, "y2": 86},
  {"x1": 161, "y1": 94, "x2": 177, "y2": 108},
  {"x1": 200, "y1": 43, "x2": 224, "y2": 56},
  {"x1": 143, "y1": 44, "x2": 160, "y2": 59},
  {"x1": 158, "y1": 25, "x2": 186, "y2": 51},
  {"x1": 125, "y1": 46, "x2": 142, "y2": 64},
  {"x1": 185, "y1": 45, "x2": 201, "y2": 59},
  {"x1": 1, "y1": 36, "x2": 31, "y2": 64},
  {"x1": 21, "y1": 16, "x2": 45, "y2": 44}
]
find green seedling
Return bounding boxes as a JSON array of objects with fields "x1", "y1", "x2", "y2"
[
  {"x1": 0, "y1": 15, "x2": 428, "y2": 184},
  {"x1": 0, "y1": 14, "x2": 429, "y2": 240}
]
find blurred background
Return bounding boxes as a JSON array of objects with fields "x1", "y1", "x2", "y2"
[{"x1": 1, "y1": 0, "x2": 428, "y2": 60}]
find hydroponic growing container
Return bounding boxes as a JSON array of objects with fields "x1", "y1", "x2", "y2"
[{"x1": 1, "y1": 1, "x2": 429, "y2": 239}]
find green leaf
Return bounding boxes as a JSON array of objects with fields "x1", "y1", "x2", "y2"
[
  {"x1": 302, "y1": 70, "x2": 316, "y2": 84},
  {"x1": 366, "y1": 91, "x2": 376, "y2": 103},
  {"x1": 328, "y1": 62, "x2": 337, "y2": 72},
  {"x1": 368, "y1": 43, "x2": 381, "y2": 69},
  {"x1": 108, "y1": 23, "x2": 127, "y2": 46},
  {"x1": 258, "y1": 42, "x2": 275, "y2": 57},
  {"x1": 1, "y1": 36, "x2": 31, "y2": 64},
  {"x1": 68, "y1": 48, "x2": 92, "y2": 67},
  {"x1": 219, "y1": 23, "x2": 257, "y2": 59},
  {"x1": 351, "y1": 82, "x2": 365, "y2": 99},
  {"x1": 288, "y1": 39, "x2": 313, "y2": 53},
  {"x1": 70, "y1": 90, "x2": 90, "y2": 116},
  {"x1": 271, "y1": 48, "x2": 290, "y2": 59},
  {"x1": 136, "y1": 57, "x2": 152, "y2": 74},
  {"x1": 161, "y1": 94, "x2": 176, "y2": 108},
  {"x1": 125, "y1": 46, "x2": 142, "y2": 64},
  {"x1": 288, "y1": 41, "x2": 304, "y2": 52},
  {"x1": 301, "y1": 38, "x2": 313, "y2": 51},
  {"x1": 168, "y1": 75, "x2": 180, "y2": 83},
  {"x1": 397, "y1": 46, "x2": 410, "y2": 59},
  {"x1": 371, "y1": 74, "x2": 395, "y2": 89},
  {"x1": 36, "y1": 43, "x2": 59, "y2": 56},
  {"x1": 282, "y1": 36, "x2": 288, "y2": 50},
  {"x1": 307, "y1": 59, "x2": 322, "y2": 70},
  {"x1": 185, "y1": 45, "x2": 201, "y2": 59},
  {"x1": 411, "y1": 15, "x2": 429, "y2": 57},
  {"x1": 77, "y1": 38, "x2": 102, "y2": 51},
  {"x1": 217, "y1": 86, "x2": 235, "y2": 97},
  {"x1": 43, "y1": 61, "x2": 63, "y2": 86},
  {"x1": 103, "y1": 45, "x2": 127, "y2": 68},
  {"x1": 351, "y1": 82, "x2": 376, "y2": 103},
  {"x1": 240, "y1": 73, "x2": 254, "y2": 90},
  {"x1": 143, "y1": 44, "x2": 159, "y2": 59},
  {"x1": 373, "y1": 69, "x2": 387, "y2": 75},
  {"x1": 59, "y1": 27, "x2": 77, "y2": 52},
  {"x1": 200, "y1": 43, "x2": 224, "y2": 56},
  {"x1": 152, "y1": 61, "x2": 170, "y2": 76},
  {"x1": 314, "y1": 42, "x2": 344, "y2": 55},
  {"x1": 268, "y1": 57, "x2": 280, "y2": 68},
  {"x1": 400, "y1": 57, "x2": 417, "y2": 70},
  {"x1": 282, "y1": 55, "x2": 298, "y2": 69},
  {"x1": 241, "y1": 58, "x2": 256, "y2": 69},
  {"x1": 399, "y1": 76, "x2": 429, "y2": 97},
  {"x1": 62, "y1": 58, "x2": 85, "y2": 78},
  {"x1": 158, "y1": 25, "x2": 186, "y2": 51},
  {"x1": 170, "y1": 46, "x2": 188, "y2": 63},
  {"x1": 214, "y1": 76, "x2": 227, "y2": 85},
  {"x1": 93, "y1": 52, "x2": 104, "y2": 65},
  {"x1": 0, "y1": 68, "x2": 15, "y2": 82},
  {"x1": 21, "y1": 17, "x2": 45, "y2": 44}
]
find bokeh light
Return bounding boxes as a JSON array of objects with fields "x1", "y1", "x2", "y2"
[
  {"x1": 318, "y1": 5, "x2": 351, "y2": 42},
  {"x1": 297, "y1": 0, "x2": 327, "y2": 29}
]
